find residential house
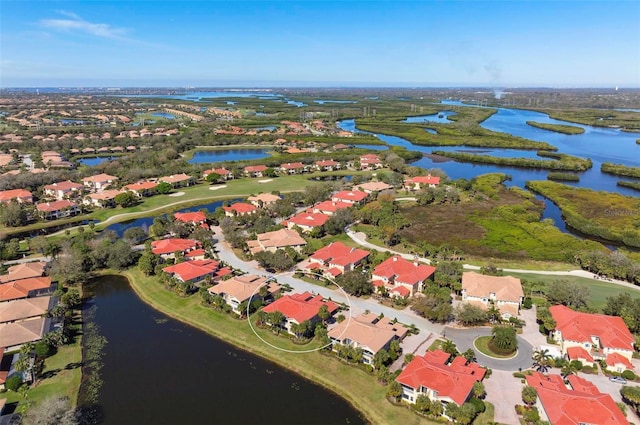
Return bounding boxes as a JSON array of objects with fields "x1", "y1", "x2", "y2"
[
  {"x1": 84, "y1": 189, "x2": 122, "y2": 208},
  {"x1": 525, "y1": 372, "x2": 629, "y2": 425},
  {"x1": 353, "y1": 181, "x2": 393, "y2": 194},
  {"x1": 0, "y1": 189, "x2": 32, "y2": 204},
  {"x1": 331, "y1": 190, "x2": 368, "y2": 205},
  {"x1": 404, "y1": 174, "x2": 441, "y2": 190},
  {"x1": 36, "y1": 200, "x2": 80, "y2": 220},
  {"x1": 359, "y1": 154, "x2": 383, "y2": 170},
  {"x1": 244, "y1": 165, "x2": 268, "y2": 178},
  {"x1": 566, "y1": 346, "x2": 595, "y2": 368},
  {"x1": 312, "y1": 200, "x2": 351, "y2": 216},
  {"x1": 396, "y1": 349, "x2": 486, "y2": 406},
  {"x1": 314, "y1": 159, "x2": 340, "y2": 172},
  {"x1": 208, "y1": 274, "x2": 280, "y2": 314},
  {"x1": 460, "y1": 272, "x2": 524, "y2": 319},
  {"x1": 82, "y1": 173, "x2": 118, "y2": 191},
  {"x1": 124, "y1": 181, "x2": 158, "y2": 197},
  {"x1": 328, "y1": 313, "x2": 407, "y2": 365},
  {"x1": 307, "y1": 242, "x2": 369, "y2": 278},
  {"x1": 203, "y1": 168, "x2": 234, "y2": 181},
  {"x1": 174, "y1": 211, "x2": 208, "y2": 228},
  {"x1": 43, "y1": 180, "x2": 84, "y2": 200},
  {"x1": 262, "y1": 291, "x2": 338, "y2": 335},
  {"x1": 285, "y1": 212, "x2": 330, "y2": 233},
  {"x1": 372, "y1": 256, "x2": 436, "y2": 297},
  {"x1": 151, "y1": 238, "x2": 201, "y2": 260},
  {"x1": 0, "y1": 277, "x2": 55, "y2": 302},
  {"x1": 0, "y1": 262, "x2": 47, "y2": 284},
  {"x1": 550, "y1": 304, "x2": 635, "y2": 370},
  {"x1": 280, "y1": 162, "x2": 306, "y2": 174},
  {"x1": 162, "y1": 259, "x2": 231, "y2": 285},
  {"x1": 0, "y1": 296, "x2": 56, "y2": 324},
  {"x1": 0, "y1": 317, "x2": 52, "y2": 351},
  {"x1": 247, "y1": 228, "x2": 307, "y2": 254},
  {"x1": 247, "y1": 193, "x2": 281, "y2": 208},
  {"x1": 159, "y1": 173, "x2": 194, "y2": 188},
  {"x1": 223, "y1": 202, "x2": 258, "y2": 217}
]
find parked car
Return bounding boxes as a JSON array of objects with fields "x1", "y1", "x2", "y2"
[{"x1": 609, "y1": 376, "x2": 627, "y2": 384}]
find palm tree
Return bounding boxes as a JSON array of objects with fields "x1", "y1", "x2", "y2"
[
  {"x1": 255, "y1": 310, "x2": 268, "y2": 326},
  {"x1": 491, "y1": 326, "x2": 517, "y2": 353},
  {"x1": 317, "y1": 305, "x2": 330, "y2": 324},
  {"x1": 440, "y1": 339, "x2": 459, "y2": 356},
  {"x1": 462, "y1": 348, "x2": 476, "y2": 364},
  {"x1": 561, "y1": 361, "x2": 579, "y2": 378},
  {"x1": 268, "y1": 311, "x2": 286, "y2": 334},
  {"x1": 487, "y1": 304, "x2": 501, "y2": 323},
  {"x1": 532, "y1": 348, "x2": 552, "y2": 373}
]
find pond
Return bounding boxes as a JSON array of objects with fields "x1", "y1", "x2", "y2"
[
  {"x1": 78, "y1": 157, "x2": 116, "y2": 167},
  {"x1": 84, "y1": 275, "x2": 366, "y2": 425},
  {"x1": 188, "y1": 149, "x2": 270, "y2": 164}
]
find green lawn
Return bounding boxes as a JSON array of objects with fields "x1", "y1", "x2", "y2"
[
  {"x1": 506, "y1": 272, "x2": 640, "y2": 311},
  {"x1": 473, "y1": 336, "x2": 516, "y2": 359},
  {"x1": 3, "y1": 313, "x2": 83, "y2": 413},
  {"x1": 121, "y1": 268, "x2": 435, "y2": 425},
  {"x1": 473, "y1": 402, "x2": 497, "y2": 425}
]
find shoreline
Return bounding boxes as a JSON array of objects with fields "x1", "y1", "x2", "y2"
[{"x1": 118, "y1": 269, "x2": 435, "y2": 425}]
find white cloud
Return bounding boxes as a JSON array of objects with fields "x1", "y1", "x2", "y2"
[{"x1": 40, "y1": 11, "x2": 129, "y2": 41}]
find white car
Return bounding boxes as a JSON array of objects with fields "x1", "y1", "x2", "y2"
[{"x1": 609, "y1": 376, "x2": 627, "y2": 384}]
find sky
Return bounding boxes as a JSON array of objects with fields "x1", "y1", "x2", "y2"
[{"x1": 1, "y1": 0, "x2": 639, "y2": 88}]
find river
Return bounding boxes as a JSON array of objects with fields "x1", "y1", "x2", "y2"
[{"x1": 84, "y1": 275, "x2": 366, "y2": 425}]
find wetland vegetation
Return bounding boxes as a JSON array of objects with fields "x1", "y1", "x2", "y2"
[{"x1": 525, "y1": 120, "x2": 585, "y2": 134}]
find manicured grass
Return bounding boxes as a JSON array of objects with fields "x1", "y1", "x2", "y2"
[
  {"x1": 121, "y1": 268, "x2": 435, "y2": 425},
  {"x1": 473, "y1": 336, "x2": 516, "y2": 359},
  {"x1": 3, "y1": 313, "x2": 83, "y2": 412},
  {"x1": 506, "y1": 272, "x2": 640, "y2": 311},
  {"x1": 472, "y1": 402, "x2": 496, "y2": 425}
]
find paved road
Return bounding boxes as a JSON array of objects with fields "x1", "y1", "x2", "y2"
[
  {"x1": 346, "y1": 228, "x2": 639, "y2": 291},
  {"x1": 443, "y1": 326, "x2": 533, "y2": 371},
  {"x1": 212, "y1": 226, "x2": 445, "y2": 335}
]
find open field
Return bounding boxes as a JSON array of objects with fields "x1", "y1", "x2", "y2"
[{"x1": 121, "y1": 268, "x2": 437, "y2": 425}]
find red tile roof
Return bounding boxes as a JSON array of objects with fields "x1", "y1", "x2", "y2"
[
  {"x1": 315, "y1": 159, "x2": 339, "y2": 167},
  {"x1": 162, "y1": 259, "x2": 220, "y2": 282},
  {"x1": 550, "y1": 305, "x2": 634, "y2": 351},
  {"x1": 406, "y1": 175, "x2": 441, "y2": 185},
  {"x1": 36, "y1": 200, "x2": 77, "y2": 212},
  {"x1": 159, "y1": 173, "x2": 192, "y2": 184},
  {"x1": 332, "y1": 190, "x2": 368, "y2": 203},
  {"x1": 0, "y1": 262, "x2": 47, "y2": 283},
  {"x1": 82, "y1": 173, "x2": 118, "y2": 184},
  {"x1": 313, "y1": 200, "x2": 352, "y2": 214},
  {"x1": 0, "y1": 189, "x2": 32, "y2": 203},
  {"x1": 174, "y1": 211, "x2": 207, "y2": 224},
  {"x1": 373, "y1": 256, "x2": 436, "y2": 286},
  {"x1": 151, "y1": 238, "x2": 199, "y2": 255},
  {"x1": 244, "y1": 165, "x2": 267, "y2": 173},
  {"x1": 310, "y1": 242, "x2": 369, "y2": 268},
  {"x1": 606, "y1": 352, "x2": 633, "y2": 369},
  {"x1": 262, "y1": 291, "x2": 338, "y2": 323},
  {"x1": 280, "y1": 162, "x2": 304, "y2": 170},
  {"x1": 390, "y1": 286, "x2": 411, "y2": 298},
  {"x1": 526, "y1": 372, "x2": 629, "y2": 425},
  {"x1": 223, "y1": 202, "x2": 258, "y2": 215},
  {"x1": 0, "y1": 277, "x2": 52, "y2": 302},
  {"x1": 124, "y1": 181, "x2": 158, "y2": 191},
  {"x1": 203, "y1": 168, "x2": 231, "y2": 177},
  {"x1": 43, "y1": 180, "x2": 83, "y2": 192},
  {"x1": 396, "y1": 349, "x2": 486, "y2": 406},
  {"x1": 287, "y1": 212, "x2": 330, "y2": 228},
  {"x1": 566, "y1": 346, "x2": 594, "y2": 363}
]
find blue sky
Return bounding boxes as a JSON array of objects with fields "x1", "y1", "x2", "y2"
[{"x1": 1, "y1": 1, "x2": 639, "y2": 87}]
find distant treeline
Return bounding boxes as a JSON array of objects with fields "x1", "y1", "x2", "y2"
[
  {"x1": 601, "y1": 162, "x2": 640, "y2": 179},
  {"x1": 526, "y1": 121, "x2": 585, "y2": 135},
  {"x1": 432, "y1": 151, "x2": 592, "y2": 171}
]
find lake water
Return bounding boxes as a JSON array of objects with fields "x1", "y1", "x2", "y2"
[
  {"x1": 150, "y1": 112, "x2": 175, "y2": 119},
  {"x1": 104, "y1": 199, "x2": 241, "y2": 237},
  {"x1": 85, "y1": 275, "x2": 366, "y2": 425},
  {"x1": 403, "y1": 111, "x2": 456, "y2": 123},
  {"x1": 79, "y1": 157, "x2": 116, "y2": 167},
  {"x1": 314, "y1": 100, "x2": 358, "y2": 104},
  {"x1": 112, "y1": 91, "x2": 280, "y2": 102},
  {"x1": 188, "y1": 149, "x2": 269, "y2": 164}
]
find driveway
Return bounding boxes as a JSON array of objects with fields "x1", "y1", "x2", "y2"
[
  {"x1": 443, "y1": 326, "x2": 533, "y2": 371},
  {"x1": 483, "y1": 369, "x2": 522, "y2": 425},
  {"x1": 585, "y1": 373, "x2": 640, "y2": 424},
  {"x1": 212, "y1": 226, "x2": 445, "y2": 336}
]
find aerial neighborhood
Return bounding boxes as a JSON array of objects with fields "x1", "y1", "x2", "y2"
[{"x1": 0, "y1": 89, "x2": 639, "y2": 425}]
